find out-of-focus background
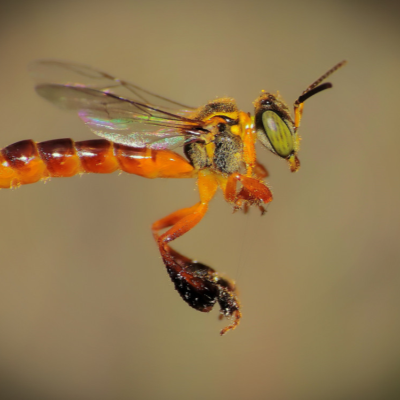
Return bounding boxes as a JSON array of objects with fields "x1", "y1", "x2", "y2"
[{"x1": 0, "y1": 1, "x2": 399, "y2": 399}]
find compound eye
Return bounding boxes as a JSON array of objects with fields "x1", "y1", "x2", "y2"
[{"x1": 260, "y1": 111, "x2": 294, "y2": 158}]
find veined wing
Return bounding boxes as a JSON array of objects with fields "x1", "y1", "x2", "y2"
[
  {"x1": 30, "y1": 59, "x2": 195, "y2": 112},
  {"x1": 36, "y1": 84, "x2": 207, "y2": 150}
]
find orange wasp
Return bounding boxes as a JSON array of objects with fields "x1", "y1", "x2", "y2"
[{"x1": 0, "y1": 60, "x2": 346, "y2": 335}]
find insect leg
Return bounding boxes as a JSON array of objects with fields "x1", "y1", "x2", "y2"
[
  {"x1": 223, "y1": 173, "x2": 273, "y2": 214},
  {"x1": 224, "y1": 173, "x2": 272, "y2": 205},
  {"x1": 254, "y1": 160, "x2": 269, "y2": 179},
  {"x1": 152, "y1": 171, "x2": 242, "y2": 335}
]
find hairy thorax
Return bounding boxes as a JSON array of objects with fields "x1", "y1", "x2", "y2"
[{"x1": 184, "y1": 98, "x2": 244, "y2": 175}]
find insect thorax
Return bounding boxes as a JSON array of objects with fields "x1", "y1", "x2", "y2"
[
  {"x1": 184, "y1": 129, "x2": 243, "y2": 175},
  {"x1": 185, "y1": 98, "x2": 244, "y2": 175}
]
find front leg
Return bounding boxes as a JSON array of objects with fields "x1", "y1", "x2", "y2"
[
  {"x1": 152, "y1": 171, "x2": 242, "y2": 335},
  {"x1": 238, "y1": 161, "x2": 270, "y2": 214},
  {"x1": 224, "y1": 173, "x2": 273, "y2": 213},
  {"x1": 254, "y1": 160, "x2": 269, "y2": 179}
]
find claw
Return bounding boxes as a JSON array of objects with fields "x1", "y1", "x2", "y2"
[{"x1": 219, "y1": 310, "x2": 242, "y2": 336}]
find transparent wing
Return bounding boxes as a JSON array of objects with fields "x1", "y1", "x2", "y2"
[
  {"x1": 36, "y1": 84, "x2": 206, "y2": 150},
  {"x1": 30, "y1": 59, "x2": 195, "y2": 112}
]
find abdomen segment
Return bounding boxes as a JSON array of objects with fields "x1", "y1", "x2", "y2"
[{"x1": 0, "y1": 138, "x2": 194, "y2": 188}]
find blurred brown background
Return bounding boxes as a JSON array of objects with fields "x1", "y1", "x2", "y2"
[{"x1": 0, "y1": 1, "x2": 399, "y2": 399}]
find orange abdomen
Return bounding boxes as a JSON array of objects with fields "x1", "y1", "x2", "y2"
[{"x1": 0, "y1": 139, "x2": 193, "y2": 188}]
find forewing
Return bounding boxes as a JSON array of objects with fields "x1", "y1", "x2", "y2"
[
  {"x1": 36, "y1": 84, "x2": 206, "y2": 149},
  {"x1": 30, "y1": 59, "x2": 195, "y2": 112}
]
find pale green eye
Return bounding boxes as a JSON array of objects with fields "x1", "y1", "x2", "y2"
[{"x1": 261, "y1": 111, "x2": 294, "y2": 158}]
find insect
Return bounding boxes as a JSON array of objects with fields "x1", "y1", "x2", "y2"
[{"x1": 0, "y1": 60, "x2": 346, "y2": 335}]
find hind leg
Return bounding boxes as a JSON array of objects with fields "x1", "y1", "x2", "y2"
[{"x1": 152, "y1": 171, "x2": 241, "y2": 335}]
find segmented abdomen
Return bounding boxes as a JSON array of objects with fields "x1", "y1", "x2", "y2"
[{"x1": 0, "y1": 138, "x2": 193, "y2": 188}]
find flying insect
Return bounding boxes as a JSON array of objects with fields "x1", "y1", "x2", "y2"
[{"x1": 0, "y1": 60, "x2": 346, "y2": 334}]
